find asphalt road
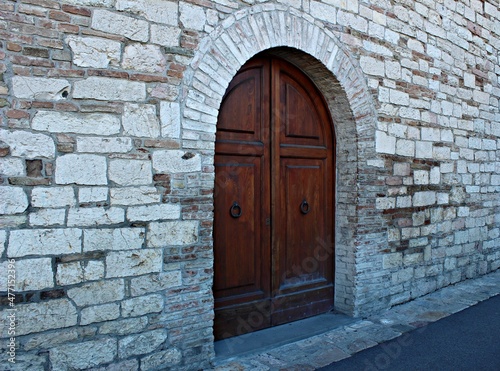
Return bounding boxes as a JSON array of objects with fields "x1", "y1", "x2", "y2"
[{"x1": 319, "y1": 294, "x2": 500, "y2": 371}]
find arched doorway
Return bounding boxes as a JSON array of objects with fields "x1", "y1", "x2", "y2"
[{"x1": 213, "y1": 53, "x2": 335, "y2": 340}]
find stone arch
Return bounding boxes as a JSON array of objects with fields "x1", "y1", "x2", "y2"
[{"x1": 182, "y1": 4, "x2": 379, "y2": 316}]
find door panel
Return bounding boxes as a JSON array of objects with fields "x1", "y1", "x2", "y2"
[{"x1": 214, "y1": 55, "x2": 334, "y2": 340}]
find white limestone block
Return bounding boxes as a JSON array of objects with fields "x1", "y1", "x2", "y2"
[
  {"x1": 160, "y1": 102, "x2": 181, "y2": 138},
  {"x1": 50, "y1": 338, "x2": 117, "y2": 370},
  {"x1": 73, "y1": 77, "x2": 146, "y2": 101},
  {"x1": 123, "y1": 103, "x2": 160, "y2": 138},
  {"x1": 116, "y1": 0, "x2": 178, "y2": 25},
  {"x1": 67, "y1": 279, "x2": 125, "y2": 306},
  {"x1": 79, "y1": 187, "x2": 108, "y2": 203},
  {"x1": 152, "y1": 150, "x2": 202, "y2": 173},
  {"x1": 91, "y1": 9, "x2": 148, "y2": 41},
  {"x1": 77, "y1": 137, "x2": 133, "y2": 153},
  {"x1": 11, "y1": 76, "x2": 69, "y2": 100},
  {"x1": 33, "y1": 111, "x2": 121, "y2": 135},
  {"x1": 0, "y1": 187, "x2": 28, "y2": 214},
  {"x1": 126, "y1": 203, "x2": 181, "y2": 221},
  {"x1": 56, "y1": 260, "x2": 105, "y2": 286},
  {"x1": 8, "y1": 228, "x2": 82, "y2": 257},
  {"x1": 148, "y1": 220, "x2": 198, "y2": 247},
  {"x1": 375, "y1": 131, "x2": 396, "y2": 154},
  {"x1": 55, "y1": 154, "x2": 107, "y2": 185},
  {"x1": 151, "y1": 24, "x2": 181, "y2": 47},
  {"x1": 0, "y1": 299, "x2": 77, "y2": 336},
  {"x1": 110, "y1": 186, "x2": 160, "y2": 205},
  {"x1": 31, "y1": 186, "x2": 75, "y2": 207},
  {"x1": 67, "y1": 207, "x2": 124, "y2": 227},
  {"x1": 84, "y1": 228, "x2": 145, "y2": 252},
  {"x1": 130, "y1": 271, "x2": 182, "y2": 296},
  {"x1": 180, "y1": 2, "x2": 206, "y2": 31},
  {"x1": 122, "y1": 43, "x2": 166, "y2": 73},
  {"x1": 413, "y1": 191, "x2": 437, "y2": 206},
  {"x1": 80, "y1": 303, "x2": 120, "y2": 325},
  {"x1": 109, "y1": 159, "x2": 152, "y2": 185},
  {"x1": 29, "y1": 208, "x2": 66, "y2": 226},
  {"x1": 0, "y1": 158, "x2": 25, "y2": 176},
  {"x1": 118, "y1": 329, "x2": 167, "y2": 358},
  {"x1": 14, "y1": 258, "x2": 53, "y2": 291},
  {"x1": 121, "y1": 294, "x2": 163, "y2": 318},
  {"x1": 67, "y1": 36, "x2": 121, "y2": 68},
  {"x1": 0, "y1": 129, "x2": 55, "y2": 159},
  {"x1": 106, "y1": 249, "x2": 162, "y2": 278}
]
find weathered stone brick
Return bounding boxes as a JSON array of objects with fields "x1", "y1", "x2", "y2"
[
  {"x1": 67, "y1": 206, "x2": 124, "y2": 226},
  {"x1": 106, "y1": 249, "x2": 162, "y2": 278},
  {"x1": 0, "y1": 299, "x2": 77, "y2": 336},
  {"x1": 67, "y1": 279, "x2": 125, "y2": 306},
  {"x1": 98, "y1": 316, "x2": 148, "y2": 336},
  {"x1": 140, "y1": 348, "x2": 182, "y2": 370},
  {"x1": 33, "y1": 110, "x2": 121, "y2": 135},
  {"x1": 122, "y1": 103, "x2": 160, "y2": 138},
  {"x1": 91, "y1": 9, "x2": 149, "y2": 41},
  {"x1": 130, "y1": 271, "x2": 182, "y2": 296},
  {"x1": 50, "y1": 338, "x2": 117, "y2": 370},
  {"x1": 77, "y1": 137, "x2": 133, "y2": 153},
  {"x1": 79, "y1": 187, "x2": 108, "y2": 203},
  {"x1": 0, "y1": 129, "x2": 55, "y2": 159},
  {"x1": 127, "y1": 203, "x2": 181, "y2": 222},
  {"x1": 31, "y1": 186, "x2": 75, "y2": 207},
  {"x1": 121, "y1": 293, "x2": 163, "y2": 318},
  {"x1": 148, "y1": 221, "x2": 198, "y2": 247},
  {"x1": 118, "y1": 329, "x2": 167, "y2": 359},
  {"x1": 109, "y1": 159, "x2": 152, "y2": 185},
  {"x1": 14, "y1": 258, "x2": 53, "y2": 291},
  {"x1": 73, "y1": 77, "x2": 146, "y2": 101},
  {"x1": 29, "y1": 208, "x2": 66, "y2": 226},
  {"x1": 160, "y1": 102, "x2": 181, "y2": 139},
  {"x1": 84, "y1": 228, "x2": 145, "y2": 252},
  {"x1": 152, "y1": 150, "x2": 202, "y2": 173},
  {"x1": 116, "y1": 0, "x2": 178, "y2": 25},
  {"x1": 122, "y1": 43, "x2": 166, "y2": 73},
  {"x1": 67, "y1": 35, "x2": 121, "y2": 68},
  {"x1": 80, "y1": 303, "x2": 120, "y2": 325},
  {"x1": 151, "y1": 24, "x2": 181, "y2": 47},
  {"x1": 0, "y1": 187, "x2": 28, "y2": 214},
  {"x1": 8, "y1": 228, "x2": 82, "y2": 257},
  {"x1": 56, "y1": 260, "x2": 105, "y2": 285},
  {"x1": 110, "y1": 187, "x2": 160, "y2": 205},
  {"x1": 11, "y1": 76, "x2": 69, "y2": 100},
  {"x1": 180, "y1": 2, "x2": 206, "y2": 31},
  {"x1": 55, "y1": 154, "x2": 107, "y2": 185}
]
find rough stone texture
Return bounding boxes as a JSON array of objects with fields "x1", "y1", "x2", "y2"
[
  {"x1": 148, "y1": 221, "x2": 199, "y2": 247},
  {"x1": 0, "y1": 299, "x2": 77, "y2": 336},
  {"x1": 14, "y1": 258, "x2": 54, "y2": 291},
  {"x1": 160, "y1": 102, "x2": 181, "y2": 138},
  {"x1": 80, "y1": 303, "x2": 120, "y2": 325},
  {"x1": 110, "y1": 187, "x2": 160, "y2": 205},
  {"x1": 77, "y1": 137, "x2": 133, "y2": 153},
  {"x1": 122, "y1": 43, "x2": 167, "y2": 73},
  {"x1": 79, "y1": 187, "x2": 109, "y2": 203},
  {"x1": 29, "y1": 208, "x2": 66, "y2": 226},
  {"x1": 56, "y1": 154, "x2": 108, "y2": 185},
  {"x1": 91, "y1": 9, "x2": 149, "y2": 41},
  {"x1": 67, "y1": 36, "x2": 121, "y2": 68},
  {"x1": 118, "y1": 329, "x2": 167, "y2": 359},
  {"x1": 33, "y1": 111, "x2": 121, "y2": 135},
  {"x1": 84, "y1": 228, "x2": 145, "y2": 251},
  {"x1": 122, "y1": 103, "x2": 161, "y2": 138},
  {"x1": 67, "y1": 279, "x2": 125, "y2": 307},
  {"x1": 105, "y1": 249, "x2": 162, "y2": 278},
  {"x1": 0, "y1": 129, "x2": 55, "y2": 159},
  {"x1": 140, "y1": 348, "x2": 182, "y2": 370},
  {"x1": 127, "y1": 203, "x2": 181, "y2": 222},
  {"x1": 121, "y1": 293, "x2": 163, "y2": 317},
  {"x1": 67, "y1": 207, "x2": 124, "y2": 226},
  {"x1": 0, "y1": 187, "x2": 28, "y2": 214},
  {"x1": 116, "y1": 0, "x2": 178, "y2": 25},
  {"x1": 130, "y1": 271, "x2": 182, "y2": 296},
  {"x1": 109, "y1": 159, "x2": 152, "y2": 185},
  {"x1": 31, "y1": 186, "x2": 75, "y2": 208},
  {"x1": 152, "y1": 150, "x2": 202, "y2": 173},
  {"x1": 8, "y1": 228, "x2": 82, "y2": 257},
  {"x1": 73, "y1": 77, "x2": 146, "y2": 101},
  {"x1": 50, "y1": 338, "x2": 117, "y2": 370},
  {"x1": 11, "y1": 76, "x2": 69, "y2": 100},
  {"x1": 56, "y1": 260, "x2": 105, "y2": 285},
  {"x1": 0, "y1": 158, "x2": 25, "y2": 176}
]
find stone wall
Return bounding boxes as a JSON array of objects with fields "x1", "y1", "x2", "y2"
[{"x1": 0, "y1": 0, "x2": 499, "y2": 369}]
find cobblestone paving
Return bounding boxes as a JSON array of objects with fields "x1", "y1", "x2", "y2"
[{"x1": 211, "y1": 269, "x2": 500, "y2": 370}]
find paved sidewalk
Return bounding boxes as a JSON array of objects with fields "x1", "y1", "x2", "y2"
[{"x1": 210, "y1": 269, "x2": 500, "y2": 370}]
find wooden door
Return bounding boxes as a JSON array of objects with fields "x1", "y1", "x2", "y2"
[{"x1": 213, "y1": 55, "x2": 334, "y2": 340}]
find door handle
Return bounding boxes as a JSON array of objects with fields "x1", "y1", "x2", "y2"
[
  {"x1": 300, "y1": 199, "x2": 310, "y2": 215},
  {"x1": 230, "y1": 201, "x2": 242, "y2": 218}
]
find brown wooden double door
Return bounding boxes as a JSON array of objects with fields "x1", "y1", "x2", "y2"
[{"x1": 213, "y1": 55, "x2": 335, "y2": 340}]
